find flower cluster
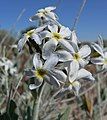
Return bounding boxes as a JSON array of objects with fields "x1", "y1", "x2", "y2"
[{"x1": 17, "y1": 6, "x2": 107, "y2": 96}]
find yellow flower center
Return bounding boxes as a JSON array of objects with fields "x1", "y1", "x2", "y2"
[
  {"x1": 35, "y1": 68, "x2": 47, "y2": 80},
  {"x1": 73, "y1": 53, "x2": 80, "y2": 61},
  {"x1": 53, "y1": 32, "x2": 62, "y2": 40},
  {"x1": 26, "y1": 29, "x2": 35, "y2": 38}
]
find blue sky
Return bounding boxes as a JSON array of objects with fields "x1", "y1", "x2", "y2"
[{"x1": 0, "y1": 0, "x2": 107, "y2": 41}]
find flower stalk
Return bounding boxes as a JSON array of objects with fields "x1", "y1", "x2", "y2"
[{"x1": 33, "y1": 83, "x2": 46, "y2": 120}]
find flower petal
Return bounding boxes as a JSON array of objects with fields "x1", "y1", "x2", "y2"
[
  {"x1": 72, "y1": 81, "x2": 81, "y2": 96},
  {"x1": 68, "y1": 61, "x2": 79, "y2": 82},
  {"x1": 59, "y1": 26, "x2": 71, "y2": 38},
  {"x1": 91, "y1": 42, "x2": 104, "y2": 57},
  {"x1": 78, "y1": 45, "x2": 91, "y2": 58},
  {"x1": 56, "y1": 50, "x2": 72, "y2": 62},
  {"x1": 42, "y1": 39, "x2": 57, "y2": 59},
  {"x1": 98, "y1": 35, "x2": 104, "y2": 49},
  {"x1": 59, "y1": 39, "x2": 75, "y2": 53},
  {"x1": 47, "y1": 73, "x2": 60, "y2": 87},
  {"x1": 29, "y1": 82, "x2": 42, "y2": 90},
  {"x1": 40, "y1": 30, "x2": 51, "y2": 38},
  {"x1": 46, "y1": 12, "x2": 57, "y2": 20},
  {"x1": 69, "y1": 41, "x2": 79, "y2": 53},
  {"x1": 43, "y1": 54, "x2": 59, "y2": 70},
  {"x1": 35, "y1": 25, "x2": 47, "y2": 33},
  {"x1": 91, "y1": 57, "x2": 104, "y2": 65},
  {"x1": 68, "y1": 84, "x2": 73, "y2": 91},
  {"x1": 29, "y1": 14, "x2": 39, "y2": 21},
  {"x1": 18, "y1": 35, "x2": 27, "y2": 52},
  {"x1": 48, "y1": 25, "x2": 58, "y2": 33},
  {"x1": 24, "y1": 69, "x2": 35, "y2": 78},
  {"x1": 71, "y1": 30, "x2": 79, "y2": 45},
  {"x1": 33, "y1": 53, "x2": 42, "y2": 69},
  {"x1": 45, "y1": 6, "x2": 56, "y2": 11},
  {"x1": 31, "y1": 33, "x2": 42, "y2": 45},
  {"x1": 104, "y1": 52, "x2": 107, "y2": 58},
  {"x1": 77, "y1": 69, "x2": 95, "y2": 81},
  {"x1": 51, "y1": 69, "x2": 67, "y2": 82},
  {"x1": 78, "y1": 58, "x2": 89, "y2": 67}
]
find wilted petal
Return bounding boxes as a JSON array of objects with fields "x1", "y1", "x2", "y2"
[
  {"x1": 44, "y1": 54, "x2": 59, "y2": 70},
  {"x1": 33, "y1": 53, "x2": 42, "y2": 69},
  {"x1": 72, "y1": 81, "x2": 81, "y2": 96},
  {"x1": 91, "y1": 42, "x2": 104, "y2": 57},
  {"x1": 56, "y1": 50, "x2": 72, "y2": 62},
  {"x1": 77, "y1": 69, "x2": 95, "y2": 81},
  {"x1": 48, "y1": 25, "x2": 58, "y2": 33},
  {"x1": 42, "y1": 39, "x2": 57, "y2": 59},
  {"x1": 59, "y1": 39, "x2": 75, "y2": 53},
  {"x1": 18, "y1": 36, "x2": 27, "y2": 52},
  {"x1": 78, "y1": 45, "x2": 91, "y2": 58},
  {"x1": 91, "y1": 57, "x2": 104, "y2": 65}
]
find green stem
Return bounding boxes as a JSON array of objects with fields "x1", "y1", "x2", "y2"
[{"x1": 33, "y1": 83, "x2": 46, "y2": 120}]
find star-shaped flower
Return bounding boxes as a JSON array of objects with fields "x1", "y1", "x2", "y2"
[
  {"x1": 30, "y1": 6, "x2": 58, "y2": 24},
  {"x1": 63, "y1": 61, "x2": 95, "y2": 95},
  {"x1": 56, "y1": 42, "x2": 91, "y2": 68},
  {"x1": 42, "y1": 24, "x2": 72, "y2": 59},
  {"x1": 91, "y1": 42, "x2": 107, "y2": 69},
  {"x1": 25, "y1": 53, "x2": 66, "y2": 90},
  {"x1": 18, "y1": 25, "x2": 46, "y2": 52}
]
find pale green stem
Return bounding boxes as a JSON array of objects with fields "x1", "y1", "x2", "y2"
[
  {"x1": 12, "y1": 75, "x2": 23, "y2": 99},
  {"x1": 5, "y1": 75, "x2": 9, "y2": 96},
  {"x1": 33, "y1": 83, "x2": 46, "y2": 120}
]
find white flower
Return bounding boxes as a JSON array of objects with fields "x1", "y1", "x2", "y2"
[
  {"x1": 0, "y1": 57, "x2": 17, "y2": 75},
  {"x1": 25, "y1": 53, "x2": 66, "y2": 90},
  {"x1": 56, "y1": 42, "x2": 91, "y2": 68},
  {"x1": 42, "y1": 24, "x2": 72, "y2": 59},
  {"x1": 18, "y1": 25, "x2": 46, "y2": 52},
  {"x1": 91, "y1": 42, "x2": 107, "y2": 69},
  {"x1": 63, "y1": 61, "x2": 95, "y2": 95},
  {"x1": 30, "y1": 6, "x2": 58, "y2": 22}
]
